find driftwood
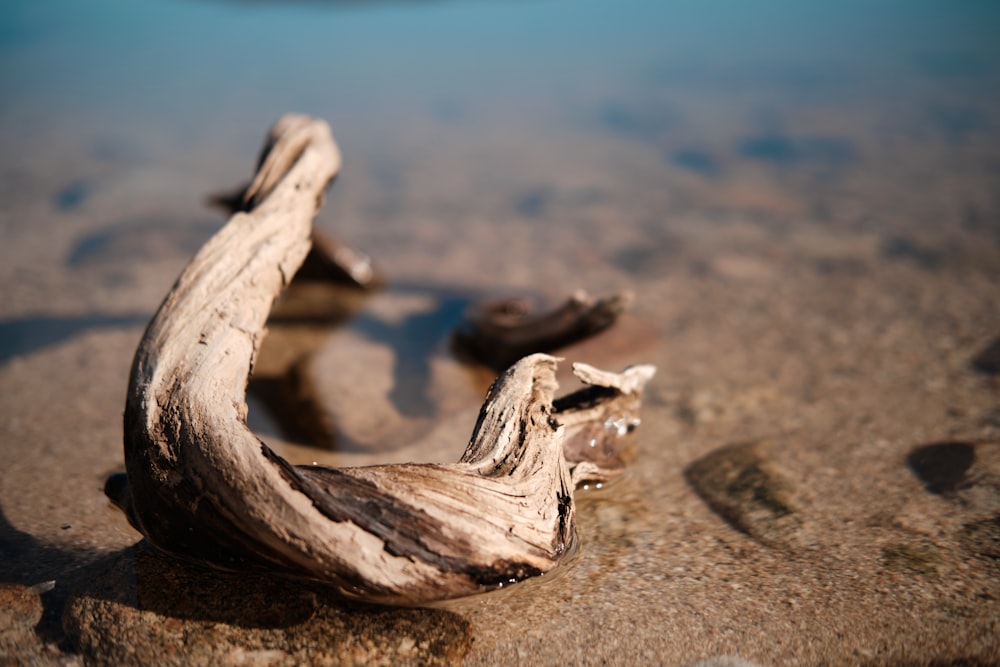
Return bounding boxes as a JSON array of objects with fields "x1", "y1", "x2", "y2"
[
  {"x1": 116, "y1": 114, "x2": 655, "y2": 604},
  {"x1": 557, "y1": 362, "x2": 657, "y2": 486},
  {"x1": 452, "y1": 291, "x2": 633, "y2": 371}
]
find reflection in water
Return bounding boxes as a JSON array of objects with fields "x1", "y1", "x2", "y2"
[
  {"x1": 66, "y1": 219, "x2": 221, "y2": 267},
  {"x1": 879, "y1": 235, "x2": 945, "y2": 271},
  {"x1": 514, "y1": 186, "x2": 554, "y2": 219},
  {"x1": 53, "y1": 179, "x2": 94, "y2": 212},
  {"x1": 926, "y1": 104, "x2": 989, "y2": 145},
  {"x1": 670, "y1": 148, "x2": 721, "y2": 178},
  {"x1": 596, "y1": 100, "x2": 680, "y2": 142},
  {"x1": 0, "y1": 314, "x2": 150, "y2": 365},
  {"x1": 738, "y1": 134, "x2": 856, "y2": 167},
  {"x1": 249, "y1": 282, "x2": 478, "y2": 452},
  {"x1": 351, "y1": 294, "x2": 470, "y2": 418}
]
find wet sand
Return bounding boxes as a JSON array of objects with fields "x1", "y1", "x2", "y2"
[{"x1": 3, "y1": 1, "x2": 1000, "y2": 664}]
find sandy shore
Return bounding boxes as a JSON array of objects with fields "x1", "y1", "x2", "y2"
[{"x1": 2, "y1": 3, "x2": 1000, "y2": 664}]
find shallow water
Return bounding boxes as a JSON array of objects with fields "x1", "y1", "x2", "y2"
[{"x1": 2, "y1": 1, "x2": 1000, "y2": 665}]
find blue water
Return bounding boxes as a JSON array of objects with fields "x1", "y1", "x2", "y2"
[
  {"x1": 3, "y1": 1, "x2": 998, "y2": 145},
  {"x1": 1, "y1": 0, "x2": 999, "y2": 285}
]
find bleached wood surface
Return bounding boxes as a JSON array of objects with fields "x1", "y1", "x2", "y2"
[{"x1": 119, "y1": 114, "x2": 653, "y2": 604}]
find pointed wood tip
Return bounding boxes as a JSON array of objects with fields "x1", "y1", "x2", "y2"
[{"x1": 571, "y1": 361, "x2": 656, "y2": 394}]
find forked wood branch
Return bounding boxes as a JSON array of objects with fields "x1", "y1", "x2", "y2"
[{"x1": 118, "y1": 114, "x2": 654, "y2": 604}]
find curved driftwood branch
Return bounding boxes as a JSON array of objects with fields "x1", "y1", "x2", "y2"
[
  {"x1": 119, "y1": 115, "x2": 578, "y2": 604},
  {"x1": 117, "y1": 114, "x2": 657, "y2": 605}
]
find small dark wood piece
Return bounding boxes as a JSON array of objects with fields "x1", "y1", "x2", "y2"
[{"x1": 452, "y1": 291, "x2": 633, "y2": 371}]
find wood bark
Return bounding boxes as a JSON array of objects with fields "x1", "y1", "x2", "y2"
[{"x1": 118, "y1": 114, "x2": 654, "y2": 604}]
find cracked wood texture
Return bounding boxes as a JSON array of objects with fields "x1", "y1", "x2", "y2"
[{"x1": 120, "y1": 115, "x2": 578, "y2": 604}]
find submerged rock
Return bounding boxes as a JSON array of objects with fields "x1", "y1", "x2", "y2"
[{"x1": 684, "y1": 441, "x2": 803, "y2": 549}]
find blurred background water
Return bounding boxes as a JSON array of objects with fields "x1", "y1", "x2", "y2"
[
  {"x1": 3, "y1": 1, "x2": 999, "y2": 258},
  {"x1": 5, "y1": 1, "x2": 999, "y2": 125},
  {"x1": 3, "y1": 1, "x2": 999, "y2": 196}
]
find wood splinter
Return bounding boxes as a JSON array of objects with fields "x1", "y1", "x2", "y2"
[{"x1": 113, "y1": 114, "x2": 656, "y2": 605}]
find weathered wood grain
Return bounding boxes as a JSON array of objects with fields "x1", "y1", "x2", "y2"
[{"x1": 117, "y1": 114, "x2": 654, "y2": 605}]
